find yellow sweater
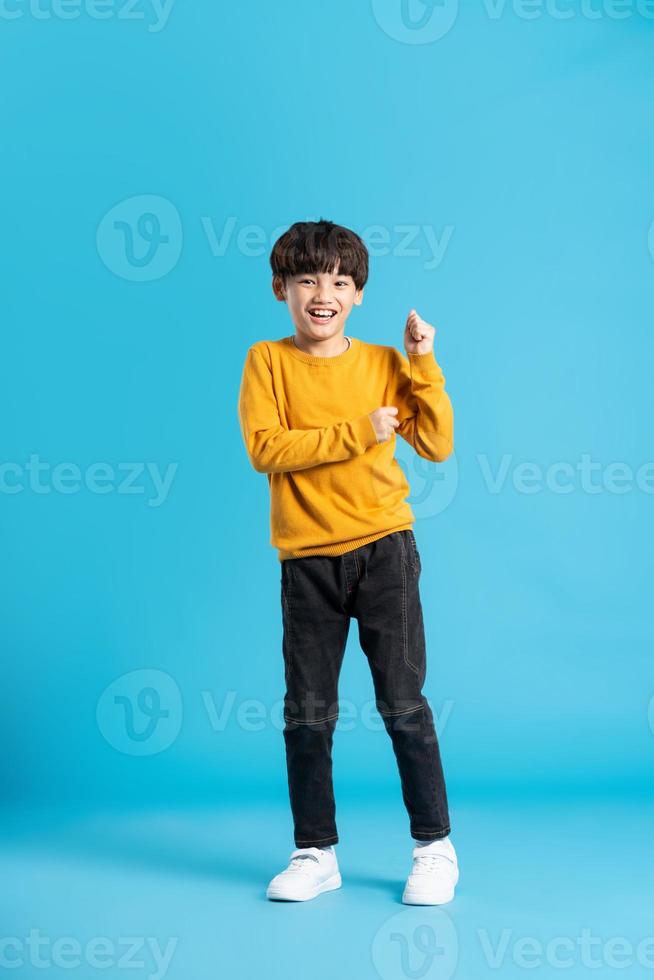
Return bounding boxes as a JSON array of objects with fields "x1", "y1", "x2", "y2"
[{"x1": 237, "y1": 334, "x2": 454, "y2": 561}]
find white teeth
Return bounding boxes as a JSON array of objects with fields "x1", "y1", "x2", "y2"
[{"x1": 310, "y1": 310, "x2": 335, "y2": 317}]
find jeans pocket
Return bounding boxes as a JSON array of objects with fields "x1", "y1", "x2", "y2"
[
  {"x1": 405, "y1": 529, "x2": 421, "y2": 575},
  {"x1": 409, "y1": 530, "x2": 422, "y2": 574}
]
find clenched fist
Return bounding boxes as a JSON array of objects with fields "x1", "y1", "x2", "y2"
[
  {"x1": 404, "y1": 308, "x2": 436, "y2": 355},
  {"x1": 368, "y1": 406, "x2": 399, "y2": 443}
]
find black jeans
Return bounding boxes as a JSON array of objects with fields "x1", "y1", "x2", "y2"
[{"x1": 280, "y1": 529, "x2": 451, "y2": 847}]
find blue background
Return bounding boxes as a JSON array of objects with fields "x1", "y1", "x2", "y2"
[{"x1": 2, "y1": 3, "x2": 653, "y2": 979}]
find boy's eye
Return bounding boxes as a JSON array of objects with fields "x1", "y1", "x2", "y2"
[{"x1": 297, "y1": 277, "x2": 350, "y2": 286}]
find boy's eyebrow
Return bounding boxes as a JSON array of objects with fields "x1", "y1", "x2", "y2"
[{"x1": 296, "y1": 272, "x2": 352, "y2": 279}]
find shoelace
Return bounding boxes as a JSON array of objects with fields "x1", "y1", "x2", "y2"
[{"x1": 413, "y1": 853, "x2": 455, "y2": 874}]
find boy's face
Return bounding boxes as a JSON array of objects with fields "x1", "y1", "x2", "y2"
[{"x1": 273, "y1": 265, "x2": 364, "y2": 341}]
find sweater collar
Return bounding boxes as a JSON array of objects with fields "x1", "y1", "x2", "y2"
[{"x1": 283, "y1": 335, "x2": 358, "y2": 366}]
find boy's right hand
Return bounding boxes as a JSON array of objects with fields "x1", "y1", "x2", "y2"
[{"x1": 368, "y1": 406, "x2": 399, "y2": 443}]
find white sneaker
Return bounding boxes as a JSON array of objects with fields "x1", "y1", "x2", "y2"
[
  {"x1": 402, "y1": 836, "x2": 459, "y2": 905},
  {"x1": 266, "y1": 846, "x2": 342, "y2": 901}
]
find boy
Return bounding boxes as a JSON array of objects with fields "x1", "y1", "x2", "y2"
[{"x1": 237, "y1": 219, "x2": 458, "y2": 905}]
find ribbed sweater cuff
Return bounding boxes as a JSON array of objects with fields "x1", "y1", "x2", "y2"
[
  {"x1": 354, "y1": 412, "x2": 379, "y2": 448},
  {"x1": 408, "y1": 349, "x2": 443, "y2": 379}
]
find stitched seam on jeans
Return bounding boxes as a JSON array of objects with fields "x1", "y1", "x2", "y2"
[
  {"x1": 412, "y1": 826, "x2": 451, "y2": 835},
  {"x1": 407, "y1": 530, "x2": 420, "y2": 573},
  {"x1": 401, "y1": 556, "x2": 420, "y2": 675},
  {"x1": 280, "y1": 566, "x2": 288, "y2": 679},
  {"x1": 401, "y1": 546, "x2": 408, "y2": 668},
  {"x1": 284, "y1": 712, "x2": 340, "y2": 724},
  {"x1": 378, "y1": 702, "x2": 424, "y2": 718},
  {"x1": 423, "y1": 703, "x2": 443, "y2": 826},
  {"x1": 402, "y1": 544, "x2": 422, "y2": 675},
  {"x1": 285, "y1": 562, "x2": 295, "y2": 678}
]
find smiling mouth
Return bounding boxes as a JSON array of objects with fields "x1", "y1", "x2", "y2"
[{"x1": 307, "y1": 308, "x2": 337, "y2": 320}]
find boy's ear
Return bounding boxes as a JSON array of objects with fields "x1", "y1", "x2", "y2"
[
  {"x1": 353, "y1": 287, "x2": 364, "y2": 306},
  {"x1": 272, "y1": 275, "x2": 286, "y2": 302}
]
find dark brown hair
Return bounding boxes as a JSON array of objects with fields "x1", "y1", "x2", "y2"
[{"x1": 269, "y1": 219, "x2": 369, "y2": 291}]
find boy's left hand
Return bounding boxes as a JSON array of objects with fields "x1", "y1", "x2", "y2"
[{"x1": 404, "y1": 309, "x2": 436, "y2": 355}]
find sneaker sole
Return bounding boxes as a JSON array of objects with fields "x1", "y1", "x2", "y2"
[
  {"x1": 402, "y1": 887, "x2": 456, "y2": 905},
  {"x1": 266, "y1": 871, "x2": 342, "y2": 902}
]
